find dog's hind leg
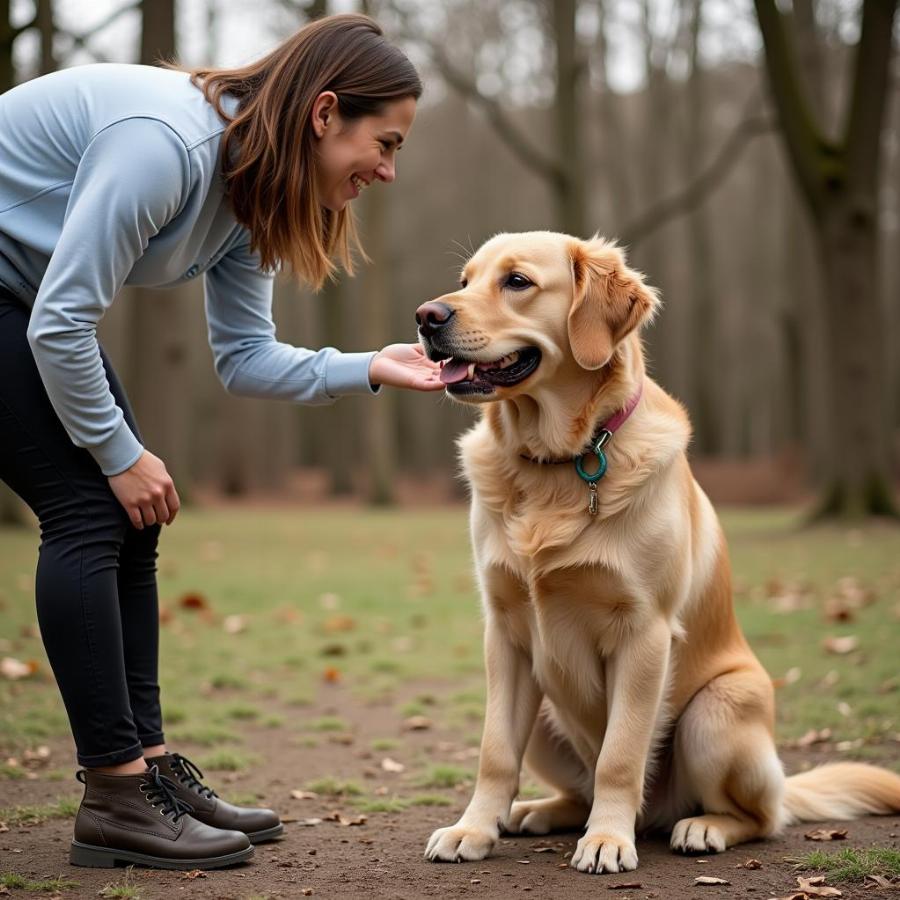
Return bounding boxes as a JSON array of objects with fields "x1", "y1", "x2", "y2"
[
  {"x1": 669, "y1": 669, "x2": 785, "y2": 854},
  {"x1": 507, "y1": 703, "x2": 592, "y2": 835}
]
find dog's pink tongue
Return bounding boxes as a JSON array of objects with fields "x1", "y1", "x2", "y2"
[{"x1": 440, "y1": 359, "x2": 470, "y2": 385}]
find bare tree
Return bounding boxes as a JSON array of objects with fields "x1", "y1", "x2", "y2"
[{"x1": 754, "y1": 0, "x2": 899, "y2": 518}]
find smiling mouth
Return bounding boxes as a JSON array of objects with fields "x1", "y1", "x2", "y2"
[{"x1": 438, "y1": 348, "x2": 542, "y2": 395}]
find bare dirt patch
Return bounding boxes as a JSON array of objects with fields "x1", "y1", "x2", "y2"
[{"x1": 2, "y1": 681, "x2": 898, "y2": 900}]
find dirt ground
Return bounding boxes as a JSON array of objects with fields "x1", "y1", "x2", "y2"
[{"x1": 2, "y1": 681, "x2": 898, "y2": 900}]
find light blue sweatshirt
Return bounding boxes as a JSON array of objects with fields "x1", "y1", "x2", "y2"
[{"x1": 0, "y1": 64, "x2": 378, "y2": 476}]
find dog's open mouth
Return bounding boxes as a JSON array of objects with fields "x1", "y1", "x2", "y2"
[{"x1": 438, "y1": 348, "x2": 542, "y2": 395}]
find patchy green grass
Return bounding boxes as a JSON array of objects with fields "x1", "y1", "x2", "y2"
[
  {"x1": 305, "y1": 776, "x2": 363, "y2": 797},
  {"x1": 1, "y1": 507, "x2": 898, "y2": 760},
  {"x1": 0, "y1": 873, "x2": 80, "y2": 892},
  {"x1": 196, "y1": 749, "x2": 258, "y2": 772},
  {"x1": 371, "y1": 737, "x2": 400, "y2": 751},
  {"x1": 352, "y1": 796, "x2": 411, "y2": 813},
  {"x1": 416, "y1": 765, "x2": 471, "y2": 789},
  {"x1": 793, "y1": 848, "x2": 900, "y2": 882},
  {"x1": 0, "y1": 796, "x2": 79, "y2": 827},
  {"x1": 97, "y1": 869, "x2": 140, "y2": 899},
  {"x1": 408, "y1": 793, "x2": 454, "y2": 807},
  {"x1": 307, "y1": 716, "x2": 349, "y2": 733}
]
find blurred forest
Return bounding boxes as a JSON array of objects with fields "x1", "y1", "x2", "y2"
[{"x1": 1, "y1": 0, "x2": 898, "y2": 517}]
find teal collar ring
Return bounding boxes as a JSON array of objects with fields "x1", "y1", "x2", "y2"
[{"x1": 519, "y1": 382, "x2": 644, "y2": 516}]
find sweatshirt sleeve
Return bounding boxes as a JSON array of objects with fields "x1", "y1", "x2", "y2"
[
  {"x1": 203, "y1": 239, "x2": 380, "y2": 404},
  {"x1": 26, "y1": 117, "x2": 190, "y2": 476}
]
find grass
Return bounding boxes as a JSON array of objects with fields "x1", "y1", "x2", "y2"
[
  {"x1": 196, "y1": 750, "x2": 258, "y2": 772},
  {"x1": 416, "y1": 765, "x2": 471, "y2": 789},
  {"x1": 1, "y1": 507, "x2": 898, "y2": 759},
  {"x1": 98, "y1": 869, "x2": 140, "y2": 899},
  {"x1": 305, "y1": 777, "x2": 363, "y2": 797},
  {"x1": 0, "y1": 797, "x2": 79, "y2": 827},
  {"x1": 0, "y1": 873, "x2": 80, "y2": 892},
  {"x1": 793, "y1": 848, "x2": 900, "y2": 882}
]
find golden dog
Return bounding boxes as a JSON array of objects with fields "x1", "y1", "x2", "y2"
[{"x1": 416, "y1": 231, "x2": 900, "y2": 874}]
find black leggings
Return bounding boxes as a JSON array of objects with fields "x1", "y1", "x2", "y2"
[{"x1": 0, "y1": 289, "x2": 163, "y2": 767}]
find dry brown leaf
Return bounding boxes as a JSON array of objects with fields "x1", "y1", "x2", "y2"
[
  {"x1": 864, "y1": 874, "x2": 900, "y2": 890},
  {"x1": 223, "y1": 614, "x2": 248, "y2": 634},
  {"x1": 178, "y1": 592, "x2": 209, "y2": 610},
  {"x1": 695, "y1": 875, "x2": 731, "y2": 885},
  {"x1": 795, "y1": 728, "x2": 832, "y2": 748},
  {"x1": 0, "y1": 657, "x2": 34, "y2": 680},
  {"x1": 515, "y1": 858, "x2": 530, "y2": 864},
  {"x1": 323, "y1": 614, "x2": 356, "y2": 633},
  {"x1": 403, "y1": 715, "x2": 433, "y2": 731},
  {"x1": 302, "y1": 889, "x2": 314, "y2": 896},
  {"x1": 529, "y1": 846, "x2": 555, "y2": 853},
  {"x1": 765, "y1": 893, "x2": 807, "y2": 900},
  {"x1": 290, "y1": 790, "x2": 318, "y2": 800},
  {"x1": 322, "y1": 666, "x2": 341, "y2": 684},
  {"x1": 300, "y1": 817, "x2": 323, "y2": 826},
  {"x1": 182, "y1": 870, "x2": 207, "y2": 879},
  {"x1": 0, "y1": 821, "x2": 7, "y2": 833},
  {"x1": 609, "y1": 882, "x2": 642, "y2": 889},
  {"x1": 796, "y1": 875, "x2": 842, "y2": 897},
  {"x1": 274, "y1": 606, "x2": 303, "y2": 624},
  {"x1": 736, "y1": 858, "x2": 763, "y2": 869},
  {"x1": 381, "y1": 757, "x2": 405, "y2": 773},
  {"x1": 822, "y1": 635, "x2": 859, "y2": 655},
  {"x1": 804, "y1": 828, "x2": 848, "y2": 841}
]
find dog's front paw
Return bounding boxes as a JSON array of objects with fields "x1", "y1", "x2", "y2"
[
  {"x1": 571, "y1": 830, "x2": 638, "y2": 874},
  {"x1": 425, "y1": 822, "x2": 498, "y2": 862},
  {"x1": 670, "y1": 816, "x2": 727, "y2": 854}
]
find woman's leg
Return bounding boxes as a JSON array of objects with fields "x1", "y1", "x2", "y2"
[
  {"x1": 0, "y1": 293, "x2": 146, "y2": 769},
  {"x1": 100, "y1": 360, "x2": 166, "y2": 757}
]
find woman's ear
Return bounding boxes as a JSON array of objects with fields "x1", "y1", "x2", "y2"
[
  {"x1": 311, "y1": 91, "x2": 339, "y2": 138},
  {"x1": 567, "y1": 237, "x2": 660, "y2": 370}
]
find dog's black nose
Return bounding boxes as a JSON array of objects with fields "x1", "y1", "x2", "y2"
[{"x1": 415, "y1": 301, "x2": 455, "y2": 337}]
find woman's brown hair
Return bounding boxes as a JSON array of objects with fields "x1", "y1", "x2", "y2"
[{"x1": 180, "y1": 14, "x2": 422, "y2": 289}]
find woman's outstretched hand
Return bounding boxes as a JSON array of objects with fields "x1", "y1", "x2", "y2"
[
  {"x1": 108, "y1": 450, "x2": 180, "y2": 530},
  {"x1": 369, "y1": 343, "x2": 444, "y2": 392}
]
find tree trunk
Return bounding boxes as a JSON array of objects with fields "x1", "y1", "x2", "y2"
[
  {"x1": 0, "y1": 0, "x2": 15, "y2": 93},
  {"x1": 813, "y1": 201, "x2": 895, "y2": 517},
  {"x1": 36, "y1": 0, "x2": 55, "y2": 74},
  {"x1": 552, "y1": 0, "x2": 585, "y2": 236}
]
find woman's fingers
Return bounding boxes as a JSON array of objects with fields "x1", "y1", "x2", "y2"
[
  {"x1": 165, "y1": 485, "x2": 181, "y2": 525},
  {"x1": 139, "y1": 503, "x2": 157, "y2": 528}
]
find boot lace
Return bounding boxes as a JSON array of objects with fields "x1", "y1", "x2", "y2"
[
  {"x1": 139, "y1": 765, "x2": 194, "y2": 821},
  {"x1": 169, "y1": 753, "x2": 217, "y2": 800}
]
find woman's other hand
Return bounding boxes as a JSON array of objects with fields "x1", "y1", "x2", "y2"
[
  {"x1": 369, "y1": 343, "x2": 444, "y2": 392},
  {"x1": 108, "y1": 450, "x2": 180, "y2": 529}
]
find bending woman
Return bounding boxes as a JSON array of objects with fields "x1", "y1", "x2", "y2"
[{"x1": 0, "y1": 13, "x2": 437, "y2": 870}]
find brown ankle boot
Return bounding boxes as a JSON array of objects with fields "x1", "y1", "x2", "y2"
[
  {"x1": 146, "y1": 753, "x2": 283, "y2": 844},
  {"x1": 70, "y1": 765, "x2": 253, "y2": 869}
]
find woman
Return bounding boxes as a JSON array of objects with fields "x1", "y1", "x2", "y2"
[{"x1": 0, "y1": 14, "x2": 438, "y2": 870}]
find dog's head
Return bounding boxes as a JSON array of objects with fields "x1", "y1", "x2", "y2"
[{"x1": 416, "y1": 231, "x2": 660, "y2": 403}]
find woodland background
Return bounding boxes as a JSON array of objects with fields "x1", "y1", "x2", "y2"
[{"x1": 1, "y1": 0, "x2": 898, "y2": 518}]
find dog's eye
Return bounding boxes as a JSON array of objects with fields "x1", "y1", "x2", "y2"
[{"x1": 505, "y1": 273, "x2": 533, "y2": 291}]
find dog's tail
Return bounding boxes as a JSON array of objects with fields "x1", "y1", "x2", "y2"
[{"x1": 782, "y1": 762, "x2": 900, "y2": 825}]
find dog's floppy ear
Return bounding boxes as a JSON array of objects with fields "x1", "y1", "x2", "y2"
[{"x1": 567, "y1": 238, "x2": 660, "y2": 370}]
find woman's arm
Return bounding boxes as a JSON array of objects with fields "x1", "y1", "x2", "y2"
[
  {"x1": 27, "y1": 117, "x2": 190, "y2": 477},
  {"x1": 204, "y1": 241, "x2": 442, "y2": 400}
]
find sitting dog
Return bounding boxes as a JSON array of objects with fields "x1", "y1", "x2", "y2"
[{"x1": 416, "y1": 231, "x2": 900, "y2": 874}]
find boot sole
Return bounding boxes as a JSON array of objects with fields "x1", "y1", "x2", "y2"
[
  {"x1": 247, "y1": 823, "x2": 284, "y2": 843},
  {"x1": 69, "y1": 840, "x2": 254, "y2": 870}
]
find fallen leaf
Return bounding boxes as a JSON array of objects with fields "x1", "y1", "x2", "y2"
[
  {"x1": 822, "y1": 635, "x2": 859, "y2": 655},
  {"x1": 302, "y1": 890, "x2": 314, "y2": 896},
  {"x1": 737, "y1": 859, "x2": 763, "y2": 869},
  {"x1": 381, "y1": 758, "x2": 405, "y2": 773},
  {"x1": 300, "y1": 817, "x2": 323, "y2": 826},
  {"x1": 529, "y1": 846, "x2": 555, "y2": 853},
  {"x1": 795, "y1": 728, "x2": 832, "y2": 748},
  {"x1": 515, "y1": 858, "x2": 530, "y2": 864},
  {"x1": 609, "y1": 882, "x2": 642, "y2": 889},
  {"x1": 797, "y1": 875, "x2": 842, "y2": 897},
  {"x1": 322, "y1": 667, "x2": 341, "y2": 684},
  {"x1": 290, "y1": 790, "x2": 318, "y2": 800},
  {"x1": 864, "y1": 874, "x2": 900, "y2": 890},
  {"x1": 323, "y1": 614, "x2": 356, "y2": 633},
  {"x1": 0, "y1": 657, "x2": 33, "y2": 680},
  {"x1": 695, "y1": 876, "x2": 730, "y2": 885},
  {"x1": 182, "y1": 870, "x2": 207, "y2": 879},
  {"x1": 0, "y1": 821, "x2": 8, "y2": 832},
  {"x1": 836, "y1": 701, "x2": 853, "y2": 717},
  {"x1": 223, "y1": 614, "x2": 248, "y2": 634},
  {"x1": 403, "y1": 715, "x2": 432, "y2": 731},
  {"x1": 765, "y1": 894, "x2": 807, "y2": 900},
  {"x1": 804, "y1": 828, "x2": 847, "y2": 841},
  {"x1": 178, "y1": 592, "x2": 209, "y2": 610},
  {"x1": 318, "y1": 592, "x2": 341, "y2": 610}
]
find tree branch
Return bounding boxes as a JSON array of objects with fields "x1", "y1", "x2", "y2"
[
  {"x1": 60, "y1": 0, "x2": 140, "y2": 53},
  {"x1": 753, "y1": 0, "x2": 831, "y2": 215},
  {"x1": 843, "y1": 0, "x2": 899, "y2": 195},
  {"x1": 620, "y1": 111, "x2": 774, "y2": 247}
]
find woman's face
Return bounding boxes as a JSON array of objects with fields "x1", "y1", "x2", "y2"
[{"x1": 311, "y1": 93, "x2": 418, "y2": 212}]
